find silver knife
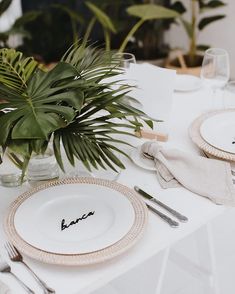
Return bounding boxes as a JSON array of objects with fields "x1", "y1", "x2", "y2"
[
  {"x1": 134, "y1": 186, "x2": 188, "y2": 222},
  {"x1": 145, "y1": 203, "x2": 179, "y2": 228}
]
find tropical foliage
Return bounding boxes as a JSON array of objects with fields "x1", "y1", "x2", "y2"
[
  {"x1": 173, "y1": 0, "x2": 226, "y2": 66},
  {"x1": 0, "y1": 44, "x2": 151, "y2": 178},
  {"x1": 19, "y1": 1, "x2": 180, "y2": 63}
]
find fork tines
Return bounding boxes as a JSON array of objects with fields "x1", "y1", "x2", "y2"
[{"x1": 5, "y1": 242, "x2": 19, "y2": 261}]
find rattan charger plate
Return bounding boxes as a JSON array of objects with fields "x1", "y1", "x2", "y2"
[
  {"x1": 4, "y1": 177, "x2": 148, "y2": 266},
  {"x1": 189, "y1": 109, "x2": 235, "y2": 162}
]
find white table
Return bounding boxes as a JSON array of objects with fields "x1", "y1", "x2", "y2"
[{"x1": 0, "y1": 86, "x2": 228, "y2": 294}]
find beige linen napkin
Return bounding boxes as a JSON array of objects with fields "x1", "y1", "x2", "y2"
[
  {"x1": 0, "y1": 279, "x2": 11, "y2": 294},
  {"x1": 141, "y1": 141, "x2": 235, "y2": 205}
]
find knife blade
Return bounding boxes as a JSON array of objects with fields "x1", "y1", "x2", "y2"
[{"x1": 134, "y1": 186, "x2": 188, "y2": 222}]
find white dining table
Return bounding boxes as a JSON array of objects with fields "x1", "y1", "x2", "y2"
[{"x1": 0, "y1": 85, "x2": 230, "y2": 294}]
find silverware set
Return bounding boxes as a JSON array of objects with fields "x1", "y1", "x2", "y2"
[
  {"x1": 0, "y1": 258, "x2": 34, "y2": 293},
  {"x1": 0, "y1": 242, "x2": 55, "y2": 293},
  {"x1": 134, "y1": 186, "x2": 188, "y2": 228}
]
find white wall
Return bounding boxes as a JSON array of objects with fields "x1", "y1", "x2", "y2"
[{"x1": 166, "y1": 0, "x2": 235, "y2": 78}]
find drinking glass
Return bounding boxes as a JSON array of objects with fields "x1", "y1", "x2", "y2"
[
  {"x1": 201, "y1": 48, "x2": 230, "y2": 108},
  {"x1": 113, "y1": 52, "x2": 137, "y2": 104},
  {"x1": 27, "y1": 147, "x2": 59, "y2": 183},
  {"x1": 114, "y1": 52, "x2": 136, "y2": 69}
]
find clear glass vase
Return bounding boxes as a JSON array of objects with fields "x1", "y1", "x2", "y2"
[
  {"x1": 0, "y1": 148, "x2": 23, "y2": 187},
  {"x1": 27, "y1": 147, "x2": 59, "y2": 183}
]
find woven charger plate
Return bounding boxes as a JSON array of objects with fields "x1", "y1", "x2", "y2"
[
  {"x1": 4, "y1": 177, "x2": 148, "y2": 266},
  {"x1": 189, "y1": 109, "x2": 235, "y2": 162}
]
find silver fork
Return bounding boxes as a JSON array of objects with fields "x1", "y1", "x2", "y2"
[
  {"x1": 5, "y1": 242, "x2": 55, "y2": 294},
  {"x1": 0, "y1": 257, "x2": 35, "y2": 293}
]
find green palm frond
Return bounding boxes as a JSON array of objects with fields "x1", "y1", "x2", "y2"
[
  {"x1": 53, "y1": 89, "x2": 144, "y2": 172},
  {"x1": 0, "y1": 48, "x2": 38, "y2": 93},
  {"x1": 54, "y1": 43, "x2": 149, "y2": 171},
  {"x1": 0, "y1": 44, "x2": 152, "y2": 178},
  {"x1": 62, "y1": 43, "x2": 123, "y2": 79}
]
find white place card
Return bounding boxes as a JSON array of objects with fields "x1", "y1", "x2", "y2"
[{"x1": 127, "y1": 63, "x2": 176, "y2": 120}]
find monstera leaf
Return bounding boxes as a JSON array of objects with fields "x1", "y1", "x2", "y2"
[{"x1": 0, "y1": 61, "x2": 84, "y2": 144}]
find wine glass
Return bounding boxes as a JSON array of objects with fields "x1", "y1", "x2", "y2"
[
  {"x1": 114, "y1": 52, "x2": 136, "y2": 70},
  {"x1": 201, "y1": 48, "x2": 230, "y2": 108},
  {"x1": 112, "y1": 52, "x2": 137, "y2": 96}
]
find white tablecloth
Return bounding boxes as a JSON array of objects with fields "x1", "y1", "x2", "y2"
[{"x1": 0, "y1": 85, "x2": 227, "y2": 294}]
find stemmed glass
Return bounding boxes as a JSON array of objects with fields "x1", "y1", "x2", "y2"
[
  {"x1": 200, "y1": 48, "x2": 230, "y2": 109},
  {"x1": 114, "y1": 52, "x2": 136, "y2": 70}
]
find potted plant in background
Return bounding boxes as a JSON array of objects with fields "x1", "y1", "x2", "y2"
[
  {"x1": 81, "y1": 0, "x2": 180, "y2": 65},
  {"x1": 19, "y1": 1, "x2": 180, "y2": 66},
  {"x1": 0, "y1": 43, "x2": 152, "y2": 183},
  {"x1": 122, "y1": 0, "x2": 177, "y2": 64},
  {"x1": 166, "y1": 0, "x2": 227, "y2": 76},
  {"x1": 118, "y1": 2, "x2": 179, "y2": 53}
]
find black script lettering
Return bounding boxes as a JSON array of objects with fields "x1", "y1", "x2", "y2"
[{"x1": 61, "y1": 211, "x2": 95, "y2": 231}]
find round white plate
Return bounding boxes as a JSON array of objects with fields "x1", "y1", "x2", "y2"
[
  {"x1": 130, "y1": 146, "x2": 155, "y2": 171},
  {"x1": 14, "y1": 182, "x2": 135, "y2": 254},
  {"x1": 174, "y1": 74, "x2": 202, "y2": 92},
  {"x1": 5, "y1": 178, "x2": 148, "y2": 265},
  {"x1": 200, "y1": 111, "x2": 235, "y2": 154}
]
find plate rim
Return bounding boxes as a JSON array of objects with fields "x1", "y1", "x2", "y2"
[
  {"x1": 4, "y1": 177, "x2": 148, "y2": 266},
  {"x1": 200, "y1": 112, "x2": 235, "y2": 154},
  {"x1": 189, "y1": 109, "x2": 235, "y2": 161},
  {"x1": 14, "y1": 182, "x2": 136, "y2": 255}
]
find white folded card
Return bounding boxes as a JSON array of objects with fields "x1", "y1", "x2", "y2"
[
  {"x1": 126, "y1": 63, "x2": 176, "y2": 134},
  {"x1": 102, "y1": 63, "x2": 176, "y2": 135},
  {"x1": 127, "y1": 63, "x2": 176, "y2": 121}
]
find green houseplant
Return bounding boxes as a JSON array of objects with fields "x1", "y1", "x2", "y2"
[
  {"x1": 53, "y1": 1, "x2": 180, "y2": 54},
  {"x1": 118, "y1": 3, "x2": 179, "y2": 53},
  {"x1": 0, "y1": 43, "x2": 152, "y2": 180},
  {"x1": 19, "y1": 1, "x2": 179, "y2": 64},
  {"x1": 166, "y1": 0, "x2": 226, "y2": 75}
]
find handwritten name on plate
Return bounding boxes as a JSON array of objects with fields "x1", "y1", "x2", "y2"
[{"x1": 61, "y1": 211, "x2": 95, "y2": 231}]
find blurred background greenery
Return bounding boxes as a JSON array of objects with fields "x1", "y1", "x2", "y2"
[
  {"x1": 0, "y1": 0, "x2": 227, "y2": 69},
  {"x1": 1, "y1": 0, "x2": 175, "y2": 63}
]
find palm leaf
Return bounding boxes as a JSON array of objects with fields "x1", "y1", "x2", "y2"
[
  {"x1": 0, "y1": 61, "x2": 86, "y2": 145},
  {"x1": 0, "y1": 44, "x2": 153, "y2": 177},
  {"x1": 62, "y1": 43, "x2": 122, "y2": 76},
  {"x1": 0, "y1": 48, "x2": 38, "y2": 93}
]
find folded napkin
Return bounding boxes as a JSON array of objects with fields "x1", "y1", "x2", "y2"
[
  {"x1": 141, "y1": 141, "x2": 235, "y2": 205},
  {"x1": 0, "y1": 279, "x2": 11, "y2": 294}
]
